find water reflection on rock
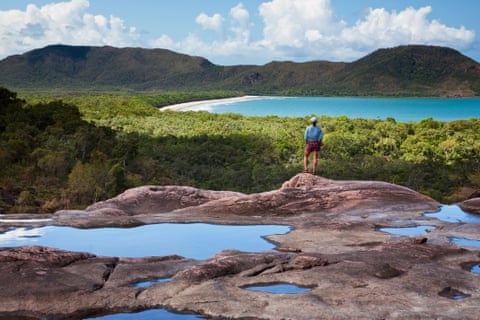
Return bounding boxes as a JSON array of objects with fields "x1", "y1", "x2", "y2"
[
  {"x1": 471, "y1": 264, "x2": 480, "y2": 274},
  {"x1": 424, "y1": 205, "x2": 480, "y2": 223},
  {"x1": 243, "y1": 283, "x2": 312, "y2": 294},
  {"x1": 379, "y1": 225, "x2": 436, "y2": 236},
  {"x1": 133, "y1": 278, "x2": 171, "y2": 288},
  {"x1": 438, "y1": 286, "x2": 471, "y2": 300},
  {"x1": 0, "y1": 223, "x2": 290, "y2": 260},
  {"x1": 85, "y1": 309, "x2": 204, "y2": 320},
  {"x1": 449, "y1": 237, "x2": 480, "y2": 248}
]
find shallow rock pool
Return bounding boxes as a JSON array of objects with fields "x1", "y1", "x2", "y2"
[
  {"x1": 471, "y1": 264, "x2": 480, "y2": 274},
  {"x1": 243, "y1": 283, "x2": 312, "y2": 294},
  {"x1": 84, "y1": 309, "x2": 203, "y2": 319},
  {"x1": 133, "y1": 278, "x2": 171, "y2": 287},
  {"x1": 379, "y1": 225, "x2": 436, "y2": 236},
  {"x1": 0, "y1": 223, "x2": 291, "y2": 260},
  {"x1": 424, "y1": 205, "x2": 480, "y2": 223},
  {"x1": 449, "y1": 237, "x2": 480, "y2": 248}
]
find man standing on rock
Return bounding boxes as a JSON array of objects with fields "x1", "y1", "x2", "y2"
[{"x1": 304, "y1": 117, "x2": 323, "y2": 175}]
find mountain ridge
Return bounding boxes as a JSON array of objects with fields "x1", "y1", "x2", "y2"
[{"x1": 0, "y1": 44, "x2": 479, "y2": 96}]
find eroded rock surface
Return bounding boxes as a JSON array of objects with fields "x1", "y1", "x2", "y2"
[
  {"x1": 53, "y1": 185, "x2": 245, "y2": 227},
  {"x1": 173, "y1": 174, "x2": 438, "y2": 217},
  {"x1": 57, "y1": 185, "x2": 244, "y2": 217},
  {"x1": 459, "y1": 190, "x2": 480, "y2": 214},
  {"x1": 144, "y1": 244, "x2": 480, "y2": 320},
  {"x1": 2, "y1": 174, "x2": 480, "y2": 319},
  {"x1": 0, "y1": 246, "x2": 196, "y2": 319}
]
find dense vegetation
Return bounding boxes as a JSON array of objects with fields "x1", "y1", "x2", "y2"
[
  {"x1": 1, "y1": 44, "x2": 479, "y2": 96},
  {"x1": 1, "y1": 87, "x2": 479, "y2": 214}
]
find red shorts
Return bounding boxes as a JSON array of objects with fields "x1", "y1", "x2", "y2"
[{"x1": 306, "y1": 140, "x2": 321, "y2": 153}]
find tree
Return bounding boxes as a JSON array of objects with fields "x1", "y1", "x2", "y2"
[{"x1": 0, "y1": 87, "x2": 25, "y2": 132}]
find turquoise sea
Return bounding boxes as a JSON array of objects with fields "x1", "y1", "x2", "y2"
[{"x1": 183, "y1": 96, "x2": 480, "y2": 122}]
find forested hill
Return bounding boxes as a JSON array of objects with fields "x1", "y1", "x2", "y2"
[{"x1": 0, "y1": 44, "x2": 479, "y2": 96}]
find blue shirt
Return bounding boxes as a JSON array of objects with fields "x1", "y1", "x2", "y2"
[{"x1": 304, "y1": 125, "x2": 323, "y2": 141}]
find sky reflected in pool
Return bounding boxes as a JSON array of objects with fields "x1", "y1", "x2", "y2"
[
  {"x1": 470, "y1": 264, "x2": 480, "y2": 274},
  {"x1": 424, "y1": 205, "x2": 480, "y2": 224},
  {"x1": 243, "y1": 283, "x2": 312, "y2": 294},
  {"x1": 84, "y1": 309, "x2": 203, "y2": 320},
  {"x1": 449, "y1": 237, "x2": 480, "y2": 248},
  {"x1": 134, "y1": 278, "x2": 171, "y2": 287},
  {"x1": 379, "y1": 225, "x2": 435, "y2": 236},
  {"x1": 0, "y1": 223, "x2": 290, "y2": 260}
]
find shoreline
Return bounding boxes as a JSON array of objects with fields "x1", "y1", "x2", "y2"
[{"x1": 160, "y1": 95, "x2": 261, "y2": 111}]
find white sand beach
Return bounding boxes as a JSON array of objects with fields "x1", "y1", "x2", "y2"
[{"x1": 160, "y1": 95, "x2": 261, "y2": 111}]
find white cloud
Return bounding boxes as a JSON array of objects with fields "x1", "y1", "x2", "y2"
[
  {"x1": 341, "y1": 6, "x2": 475, "y2": 52},
  {"x1": 149, "y1": 34, "x2": 174, "y2": 48},
  {"x1": 0, "y1": 0, "x2": 139, "y2": 58},
  {"x1": 152, "y1": 3, "x2": 260, "y2": 64},
  {"x1": 259, "y1": 0, "x2": 344, "y2": 48},
  {"x1": 230, "y1": 3, "x2": 251, "y2": 43},
  {"x1": 230, "y1": 3, "x2": 249, "y2": 25},
  {"x1": 195, "y1": 12, "x2": 224, "y2": 33}
]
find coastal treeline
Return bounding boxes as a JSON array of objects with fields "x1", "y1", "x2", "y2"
[{"x1": 1, "y1": 88, "x2": 479, "y2": 213}]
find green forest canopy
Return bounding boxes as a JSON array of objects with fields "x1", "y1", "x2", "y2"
[{"x1": 1, "y1": 88, "x2": 480, "y2": 213}]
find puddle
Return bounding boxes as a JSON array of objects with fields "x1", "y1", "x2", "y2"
[
  {"x1": 85, "y1": 309, "x2": 203, "y2": 319},
  {"x1": 243, "y1": 283, "x2": 312, "y2": 294},
  {"x1": 449, "y1": 294, "x2": 471, "y2": 300},
  {"x1": 438, "y1": 287, "x2": 471, "y2": 300},
  {"x1": 0, "y1": 217, "x2": 53, "y2": 223},
  {"x1": 133, "y1": 278, "x2": 171, "y2": 287},
  {"x1": 0, "y1": 223, "x2": 290, "y2": 260},
  {"x1": 471, "y1": 264, "x2": 480, "y2": 274},
  {"x1": 379, "y1": 225, "x2": 436, "y2": 236},
  {"x1": 449, "y1": 237, "x2": 480, "y2": 248},
  {"x1": 424, "y1": 205, "x2": 480, "y2": 224}
]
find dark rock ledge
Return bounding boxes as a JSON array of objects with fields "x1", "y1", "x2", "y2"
[{"x1": 1, "y1": 174, "x2": 480, "y2": 319}]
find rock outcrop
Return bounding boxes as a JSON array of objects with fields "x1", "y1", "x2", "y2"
[
  {"x1": 55, "y1": 174, "x2": 439, "y2": 221},
  {"x1": 54, "y1": 185, "x2": 245, "y2": 227},
  {"x1": 84, "y1": 185, "x2": 244, "y2": 215},
  {"x1": 2, "y1": 174, "x2": 480, "y2": 319},
  {"x1": 173, "y1": 174, "x2": 438, "y2": 217},
  {"x1": 458, "y1": 189, "x2": 480, "y2": 214}
]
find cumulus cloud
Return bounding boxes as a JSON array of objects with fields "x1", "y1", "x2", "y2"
[
  {"x1": 341, "y1": 6, "x2": 475, "y2": 51},
  {"x1": 0, "y1": 0, "x2": 139, "y2": 58},
  {"x1": 230, "y1": 3, "x2": 251, "y2": 43},
  {"x1": 151, "y1": 2, "x2": 260, "y2": 63},
  {"x1": 196, "y1": 12, "x2": 224, "y2": 33},
  {"x1": 230, "y1": 3, "x2": 249, "y2": 25},
  {"x1": 259, "y1": 0, "x2": 344, "y2": 48}
]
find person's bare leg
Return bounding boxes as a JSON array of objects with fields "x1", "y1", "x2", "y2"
[
  {"x1": 312, "y1": 151, "x2": 318, "y2": 174},
  {"x1": 303, "y1": 149, "x2": 309, "y2": 172}
]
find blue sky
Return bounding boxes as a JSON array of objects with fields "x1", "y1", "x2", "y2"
[{"x1": 0, "y1": 0, "x2": 478, "y2": 65}]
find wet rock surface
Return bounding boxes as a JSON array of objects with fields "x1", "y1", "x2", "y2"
[{"x1": 2, "y1": 174, "x2": 480, "y2": 319}]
